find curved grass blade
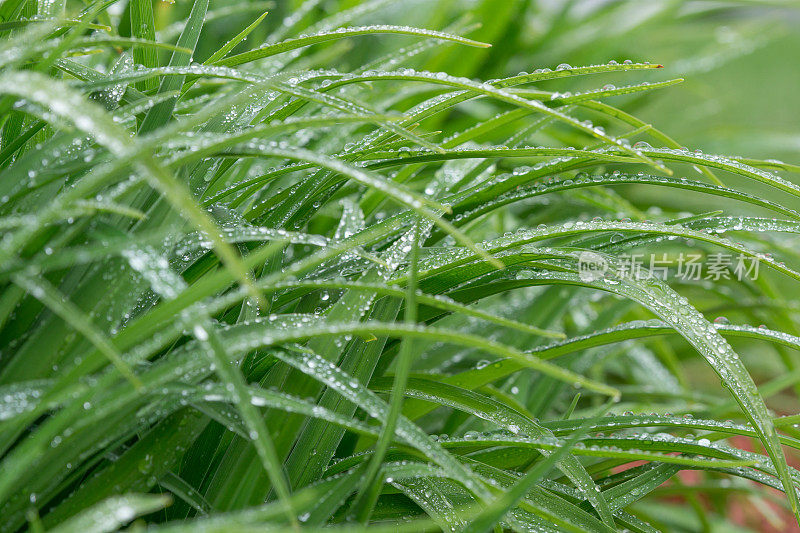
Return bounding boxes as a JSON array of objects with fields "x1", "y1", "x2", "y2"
[
  {"x1": 47, "y1": 494, "x2": 171, "y2": 533},
  {"x1": 11, "y1": 273, "x2": 141, "y2": 389},
  {"x1": 214, "y1": 25, "x2": 491, "y2": 67}
]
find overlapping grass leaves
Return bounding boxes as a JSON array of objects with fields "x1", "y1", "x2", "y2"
[{"x1": 0, "y1": 1, "x2": 799, "y2": 531}]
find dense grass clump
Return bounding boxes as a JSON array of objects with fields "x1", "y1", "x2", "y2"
[{"x1": 1, "y1": 0, "x2": 800, "y2": 531}]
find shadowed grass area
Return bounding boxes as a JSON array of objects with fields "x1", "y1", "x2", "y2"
[{"x1": 0, "y1": 1, "x2": 799, "y2": 531}]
